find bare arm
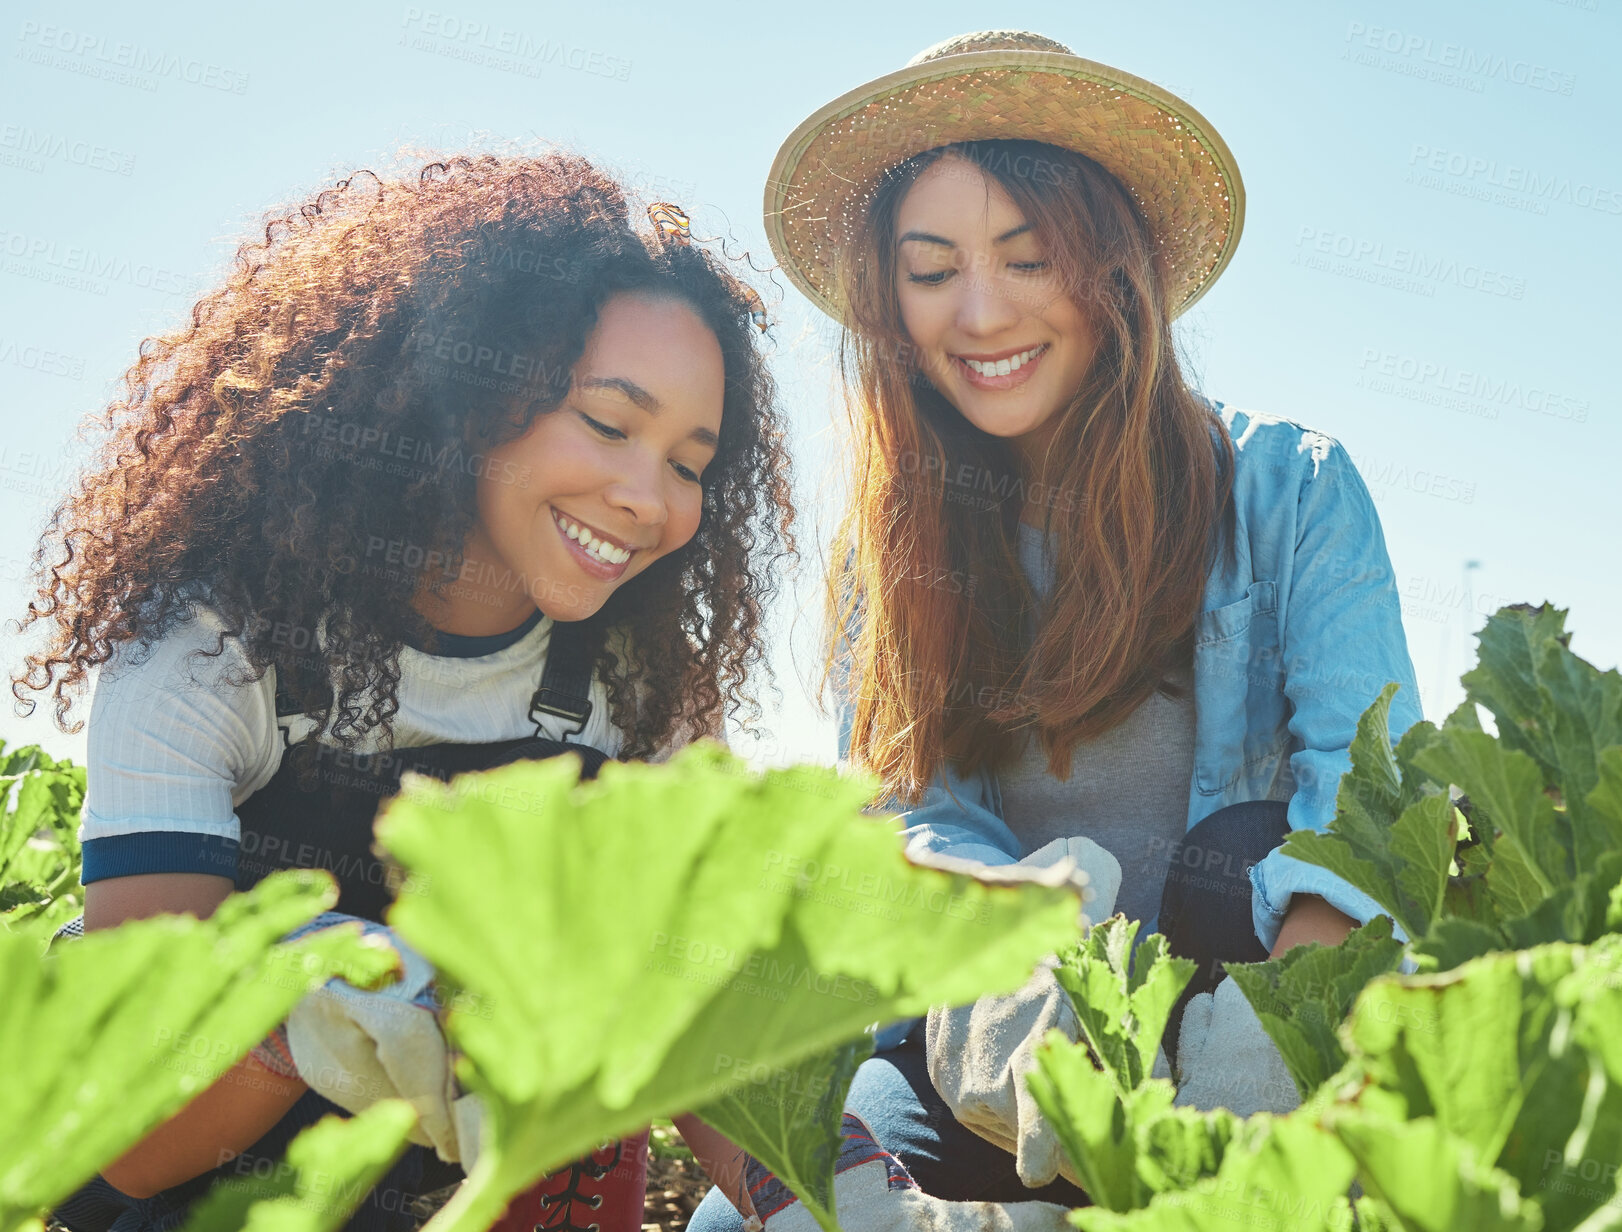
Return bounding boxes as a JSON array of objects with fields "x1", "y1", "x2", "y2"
[
  {"x1": 672, "y1": 1114, "x2": 760, "y2": 1228},
  {"x1": 87, "y1": 872, "x2": 310, "y2": 1200},
  {"x1": 1267, "y1": 893, "x2": 1358, "y2": 958}
]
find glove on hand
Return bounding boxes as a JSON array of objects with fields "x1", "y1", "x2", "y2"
[
  {"x1": 1172, "y1": 976, "x2": 1300, "y2": 1118},
  {"x1": 756, "y1": 1113, "x2": 1072, "y2": 1232},
  {"x1": 924, "y1": 837, "x2": 1122, "y2": 1190},
  {"x1": 283, "y1": 911, "x2": 481, "y2": 1165}
]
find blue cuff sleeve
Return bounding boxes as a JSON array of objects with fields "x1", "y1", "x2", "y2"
[{"x1": 81, "y1": 832, "x2": 240, "y2": 884}]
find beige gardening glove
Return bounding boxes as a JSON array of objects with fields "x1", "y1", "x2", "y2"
[
  {"x1": 924, "y1": 837, "x2": 1123, "y2": 1189},
  {"x1": 756, "y1": 1112, "x2": 1072, "y2": 1232},
  {"x1": 284, "y1": 913, "x2": 482, "y2": 1166},
  {"x1": 1172, "y1": 975, "x2": 1300, "y2": 1118}
]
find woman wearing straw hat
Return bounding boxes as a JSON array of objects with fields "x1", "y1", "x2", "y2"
[{"x1": 690, "y1": 29, "x2": 1422, "y2": 1230}]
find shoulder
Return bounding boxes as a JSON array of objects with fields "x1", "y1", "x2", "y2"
[
  {"x1": 1206, "y1": 400, "x2": 1345, "y2": 486},
  {"x1": 97, "y1": 593, "x2": 263, "y2": 699}
]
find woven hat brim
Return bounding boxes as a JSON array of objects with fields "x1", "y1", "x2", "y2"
[{"x1": 764, "y1": 49, "x2": 1244, "y2": 324}]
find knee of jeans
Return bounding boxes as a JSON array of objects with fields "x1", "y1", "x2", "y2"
[
  {"x1": 687, "y1": 1183, "x2": 748, "y2": 1232},
  {"x1": 1174, "y1": 800, "x2": 1289, "y2": 871}
]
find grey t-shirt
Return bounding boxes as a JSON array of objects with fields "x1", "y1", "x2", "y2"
[{"x1": 996, "y1": 523, "x2": 1194, "y2": 928}]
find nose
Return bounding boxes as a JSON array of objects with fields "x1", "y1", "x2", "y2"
[
  {"x1": 953, "y1": 264, "x2": 1024, "y2": 337},
  {"x1": 603, "y1": 450, "x2": 668, "y2": 529}
]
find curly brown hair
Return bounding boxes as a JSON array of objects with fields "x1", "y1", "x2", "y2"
[{"x1": 9, "y1": 152, "x2": 795, "y2": 766}]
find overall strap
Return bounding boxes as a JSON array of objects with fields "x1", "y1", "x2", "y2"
[
  {"x1": 270, "y1": 618, "x2": 603, "y2": 734},
  {"x1": 527, "y1": 618, "x2": 600, "y2": 740}
]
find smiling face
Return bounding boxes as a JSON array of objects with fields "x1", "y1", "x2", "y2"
[
  {"x1": 415, "y1": 292, "x2": 724, "y2": 634},
  {"x1": 893, "y1": 155, "x2": 1098, "y2": 469}
]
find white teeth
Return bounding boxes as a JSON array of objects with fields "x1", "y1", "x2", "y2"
[
  {"x1": 963, "y1": 345, "x2": 1046, "y2": 376},
  {"x1": 554, "y1": 511, "x2": 631, "y2": 566}
]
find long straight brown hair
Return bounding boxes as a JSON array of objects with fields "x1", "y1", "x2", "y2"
[{"x1": 828, "y1": 139, "x2": 1234, "y2": 804}]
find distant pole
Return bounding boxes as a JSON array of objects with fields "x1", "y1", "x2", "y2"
[{"x1": 1460, "y1": 560, "x2": 1482, "y2": 706}]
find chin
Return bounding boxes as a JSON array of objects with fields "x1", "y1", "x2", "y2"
[
  {"x1": 961, "y1": 405, "x2": 1057, "y2": 440},
  {"x1": 531, "y1": 584, "x2": 608, "y2": 624}
]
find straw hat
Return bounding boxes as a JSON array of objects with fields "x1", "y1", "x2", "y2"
[{"x1": 763, "y1": 30, "x2": 1244, "y2": 323}]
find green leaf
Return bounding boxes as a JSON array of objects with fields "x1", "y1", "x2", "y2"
[
  {"x1": 1536, "y1": 639, "x2": 1622, "y2": 868},
  {"x1": 1486, "y1": 842, "x2": 1557, "y2": 924},
  {"x1": 1069, "y1": 1116, "x2": 1358, "y2": 1232},
  {"x1": 694, "y1": 1037, "x2": 872, "y2": 1232},
  {"x1": 0, "y1": 870, "x2": 400, "y2": 1230},
  {"x1": 1499, "y1": 850, "x2": 1622, "y2": 950},
  {"x1": 1588, "y1": 746, "x2": 1622, "y2": 835},
  {"x1": 1341, "y1": 938, "x2": 1622, "y2": 1226},
  {"x1": 1226, "y1": 917, "x2": 1404, "y2": 1097},
  {"x1": 1331, "y1": 1113, "x2": 1541, "y2": 1232},
  {"x1": 1413, "y1": 730, "x2": 1564, "y2": 894},
  {"x1": 1052, "y1": 917, "x2": 1196, "y2": 1097},
  {"x1": 1411, "y1": 918, "x2": 1505, "y2": 972},
  {"x1": 1461, "y1": 605, "x2": 1622, "y2": 879},
  {"x1": 1388, "y1": 796, "x2": 1457, "y2": 938},
  {"x1": 1132, "y1": 1106, "x2": 1239, "y2": 1199},
  {"x1": 1026, "y1": 1033, "x2": 1177, "y2": 1212},
  {"x1": 176, "y1": 1100, "x2": 417, "y2": 1232},
  {"x1": 0, "y1": 751, "x2": 85, "y2": 952},
  {"x1": 375, "y1": 745, "x2": 1083, "y2": 1232},
  {"x1": 1460, "y1": 604, "x2": 1571, "y2": 772},
  {"x1": 1280, "y1": 686, "x2": 1451, "y2": 940}
]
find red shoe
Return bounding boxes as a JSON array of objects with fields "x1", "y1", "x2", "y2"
[{"x1": 490, "y1": 1128, "x2": 650, "y2": 1232}]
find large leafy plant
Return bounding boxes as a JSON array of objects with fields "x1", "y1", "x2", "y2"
[
  {"x1": 373, "y1": 743, "x2": 1086, "y2": 1232},
  {"x1": 1231, "y1": 603, "x2": 1622, "y2": 1093},
  {"x1": 1020, "y1": 604, "x2": 1622, "y2": 1230},
  {"x1": 1030, "y1": 927, "x2": 1622, "y2": 1230},
  {"x1": 0, "y1": 871, "x2": 400, "y2": 1232},
  {"x1": 0, "y1": 742, "x2": 85, "y2": 944}
]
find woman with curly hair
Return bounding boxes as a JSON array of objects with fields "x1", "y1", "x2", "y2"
[{"x1": 16, "y1": 151, "x2": 793, "y2": 1232}]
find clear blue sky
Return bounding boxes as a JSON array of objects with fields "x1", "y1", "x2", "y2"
[{"x1": 2, "y1": 0, "x2": 1617, "y2": 766}]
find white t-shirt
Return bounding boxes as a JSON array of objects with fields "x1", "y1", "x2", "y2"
[{"x1": 79, "y1": 600, "x2": 623, "y2": 884}]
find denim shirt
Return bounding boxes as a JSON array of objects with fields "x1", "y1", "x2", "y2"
[{"x1": 838, "y1": 402, "x2": 1423, "y2": 970}]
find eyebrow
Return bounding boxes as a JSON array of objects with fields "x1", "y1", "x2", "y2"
[
  {"x1": 897, "y1": 223, "x2": 1033, "y2": 248},
  {"x1": 578, "y1": 375, "x2": 720, "y2": 449}
]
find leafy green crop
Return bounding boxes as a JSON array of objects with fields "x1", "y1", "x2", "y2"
[
  {"x1": 1018, "y1": 606, "x2": 1622, "y2": 1230},
  {"x1": 1224, "y1": 917, "x2": 1404, "y2": 1099},
  {"x1": 695, "y1": 1038, "x2": 872, "y2": 1232},
  {"x1": 1031, "y1": 932, "x2": 1622, "y2": 1230},
  {"x1": 0, "y1": 743, "x2": 86, "y2": 946},
  {"x1": 1335, "y1": 935, "x2": 1622, "y2": 1229},
  {"x1": 375, "y1": 744, "x2": 1085, "y2": 1231},
  {"x1": 1025, "y1": 918, "x2": 1236, "y2": 1214},
  {"x1": 0, "y1": 870, "x2": 400, "y2": 1232},
  {"x1": 1053, "y1": 917, "x2": 1196, "y2": 1098},
  {"x1": 7, "y1": 602, "x2": 1616, "y2": 1229},
  {"x1": 1279, "y1": 605, "x2": 1622, "y2": 971}
]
